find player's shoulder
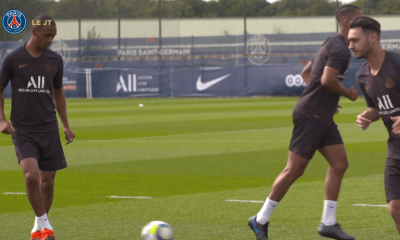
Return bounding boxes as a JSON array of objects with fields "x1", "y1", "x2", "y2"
[
  {"x1": 322, "y1": 34, "x2": 349, "y2": 56},
  {"x1": 386, "y1": 51, "x2": 400, "y2": 65},
  {"x1": 44, "y1": 48, "x2": 63, "y2": 64},
  {"x1": 2, "y1": 45, "x2": 25, "y2": 62}
]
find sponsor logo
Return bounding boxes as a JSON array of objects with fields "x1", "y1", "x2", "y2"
[
  {"x1": 116, "y1": 74, "x2": 159, "y2": 93},
  {"x1": 50, "y1": 40, "x2": 70, "y2": 67},
  {"x1": 196, "y1": 74, "x2": 230, "y2": 91},
  {"x1": 2, "y1": 10, "x2": 27, "y2": 34},
  {"x1": 62, "y1": 77, "x2": 77, "y2": 91},
  {"x1": 246, "y1": 34, "x2": 271, "y2": 66},
  {"x1": 377, "y1": 94, "x2": 400, "y2": 115},
  {"x1": 18, "y1": 76, "x2": 50, "y2": 94},
  {"x1": 19, "y1": 63, "x2": 28, "y2": 68},
  {"x1": 285, "y1": 74, "x2": 305, "y2": 87},
  {"x1": 27, "y1": 76, "x2": 45, "y2": 89}
]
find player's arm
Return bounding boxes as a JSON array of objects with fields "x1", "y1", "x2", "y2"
[
  {"x1": 356, "y1": 107, "x2": 379, "y2": 130},
  {"x1": 0, "y1": 54, "x2": 15, "y2": 135},
  {"x1": 321, "y1": 66, "x2": 359, "y2": 101},
  {"x1": 0, "y1": 86, "x2": 15, "y2": 135},
  {"x1": 301, "y1": 61, "x2": 312, "y2": 84},
  {"x1": 54, "y1": 88, "x2": 75, "y2": 144}
]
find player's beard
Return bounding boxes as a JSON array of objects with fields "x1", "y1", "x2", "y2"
[{"x1": 354, "y1": 41, "x2": 372, "y2": 59}]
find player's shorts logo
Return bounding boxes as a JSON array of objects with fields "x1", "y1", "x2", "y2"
[
  {"x1": 246, "y1": 34, "x2": 271, "y2": 65},
  {"x1": 2, "y1": 10, "x2": 27, "y2": 34},
  {"x1": 50, "y1": 40, "x2": 70, "y2": 67}
]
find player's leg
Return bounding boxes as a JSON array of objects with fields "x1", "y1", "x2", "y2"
[
  {"x1": 39, "y1": 170, "x2": 57, "y2": 214},
  {"x1": 388, "y1": 200, "x2": 400, "y2": 234},
  {"x1": 248, "y1": 113, "x2": 320, "y2": 240},
  {"x1": 20, "y1": 158, "x2": 47, "y2": 217},
  {"x1": 385, "y1": 158, "x2": 400, "y2": 235},
  {"x1": 36, "y1": 131, "x2": 67, "y2": 240},
  {"x1": 319, "y1": 144, "x2": 348, "y2": 204},
  {"x1": 317, "y1": 124, "x2": 354, "y2": 240},
  {"x1": 269, "y1": 151, "x2": 310, "y2": 202}
]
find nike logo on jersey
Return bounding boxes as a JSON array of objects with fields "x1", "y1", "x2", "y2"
[
  {"x1": 366, "y1": 85, "x2": 371, "y2": 90},
  {"x1": 19, "y1": 64, "x2": 28, "y2": 68},
  {"x1": 196, "y1": 74, "x2": 231, "y2": 91}
]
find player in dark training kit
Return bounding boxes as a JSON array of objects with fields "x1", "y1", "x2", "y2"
[
  {"x1": 349, "y1": 16, "x2": 400, "y2": 235},
  {"x1": 248, "y1": 5, "x2": 362, "y2": 240},
  {"x1": 0, "y1": 14, "x2": 75, "y2": 240}
]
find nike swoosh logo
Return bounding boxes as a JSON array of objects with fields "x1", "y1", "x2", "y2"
[
  {"x1": 252, "y1": 218, "x2": 261, "y2": 234},
  {"x1": 196, "y1": 74, "x2": 231, "y2": 91},
  {"x1": 366, "y1": 85, "x2": 371, "y2": 90},
  {"x1": 19, "y1": 64, "x2": 28, "y2": 68}
]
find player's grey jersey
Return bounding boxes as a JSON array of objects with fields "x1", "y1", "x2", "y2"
[
  {"x1": 0, "y1": 44, "x2": 63, "y2": 132},
  {"x1": 293, "y1": 33, "x2": 350, "y2": 126},
  {"x1": 357, "y1": 51, "x2": 400, "y2": 159}
]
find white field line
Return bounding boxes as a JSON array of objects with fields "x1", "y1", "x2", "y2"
[
  {"x1": 353, "y1": 204, "x2": 388, "y2": 208},
  {"x1": 2, "y1": 192, "x2": 26, "y2": 195},
  {"x1": 226, "y1": 199, "x2": 264, "y2": 203},
  {"x1": 108, "y1": 196, "x2": 152, "y2": 199}
]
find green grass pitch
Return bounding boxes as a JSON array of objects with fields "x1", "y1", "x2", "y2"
[{"x1": 0, "y1": 97, "x2": 398, "y2": 239}]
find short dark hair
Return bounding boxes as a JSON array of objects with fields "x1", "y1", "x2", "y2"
[
  {"x1": 336, "y1": 5, "x2": 361, "y2": 22},
  {"x1": 32, "y1": 14, "x2": 56, "y2": 27},
  {"x1": 350, "y1": 16, "x2": 381, "y2": 36}
]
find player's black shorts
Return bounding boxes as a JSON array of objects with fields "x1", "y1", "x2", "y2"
[
  {"x1": 12, "y1": 130, "x2": 67, "y2": 171},
  {"x1": 385, "y1": 158, "x2": 400, "y2": 202},
  {"x1": 289, "y1": 112, "x2": 343, "y2": 159}
]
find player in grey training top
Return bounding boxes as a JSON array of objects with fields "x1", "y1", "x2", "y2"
[
  {"x1": 349, "y1": 16, "x2": 400, "y2": 235},
  {"x1": 0, "y1": 14, "x2": 75, "y2": 240},
  {"x1": 248, "y1": 5, "x2": 362, "y2": 240}
]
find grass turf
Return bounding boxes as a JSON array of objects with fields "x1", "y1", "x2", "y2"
[{"x1": 0, "y1": 97, "x2": 398, "y2": 239}]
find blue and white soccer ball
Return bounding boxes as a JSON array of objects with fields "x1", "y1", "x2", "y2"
[{"x1": 141, "y1": 221, "x2": 174, "y2": 240}]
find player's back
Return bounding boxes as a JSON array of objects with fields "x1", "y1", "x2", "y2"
[{"x1": 293, "y1": 33, "x2": 350, "y2": 126}]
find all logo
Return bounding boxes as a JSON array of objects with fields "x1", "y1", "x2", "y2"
[
  {"x1": 2, "y1": 10, "x2": 27, "y2": 34},
  {"x1": 246, "y1": 34, "x2": 271, "y2": 66},
  {"x1": 117, "y1": 74, "x2": 137, "y2": 92},
  {"x1": 50, "y1": 40, "x2": 70, "y2": 67},
  {"x1": 27, "y1": 76, "x2": 45, "y2": 89},
  {"x1": 377, "y1": 95, "x2": 394, "y2": 111},
  {"x1": 285, "y1": 74, "x2": 305, "y2": 87},
  {"x1": 377, "y1": 94, "x2": 400, "y2": 116}
]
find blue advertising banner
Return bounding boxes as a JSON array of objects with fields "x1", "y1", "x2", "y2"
[{"x1": 3, "y1": 63, "x2": 365, "y2": 99}]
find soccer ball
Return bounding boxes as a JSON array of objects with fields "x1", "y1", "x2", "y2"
[{"x1": 141, "y1": 221, "x2": 174, "y2": 240}]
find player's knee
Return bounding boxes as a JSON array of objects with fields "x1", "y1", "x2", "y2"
[
  {"x1": 284, "y1": 165, "x2": 306, "y2": 179},
  {"x1": 389, "y1": 202, "x2": 400, "y2": 222},
  {"x1": 331, "y1": 158, "x2": 349, "y2": 173},
  {"x1": 24, "y1": 173, "x2": 40, "y2": 186},
  {"x1": 40, "y1": 178, "x2": 54, "y2": 190}
]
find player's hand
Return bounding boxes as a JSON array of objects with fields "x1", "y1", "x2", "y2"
[
  {"x1": 0, "y1": 120, "x2": 15, "y2": 136},
  {"x1": 356, "y1": 110, "x2": 372, "y2": 130},
  {"x1": 334, "y1": 105, "x2": 342, "y2": 114},
  {"x1": 347, "y1": 86, "x2": 359, "y2": 101},
  {"x1": 390, "y1": 116, "x2": 400, "y2": 136},
  {"x1": 64, "y1": 127, "x2": 75, "y2": 145}
]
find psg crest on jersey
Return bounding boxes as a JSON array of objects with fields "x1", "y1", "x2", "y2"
[{"x1": 2, "y1": 9, "x2": 27, "y2": 34}]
